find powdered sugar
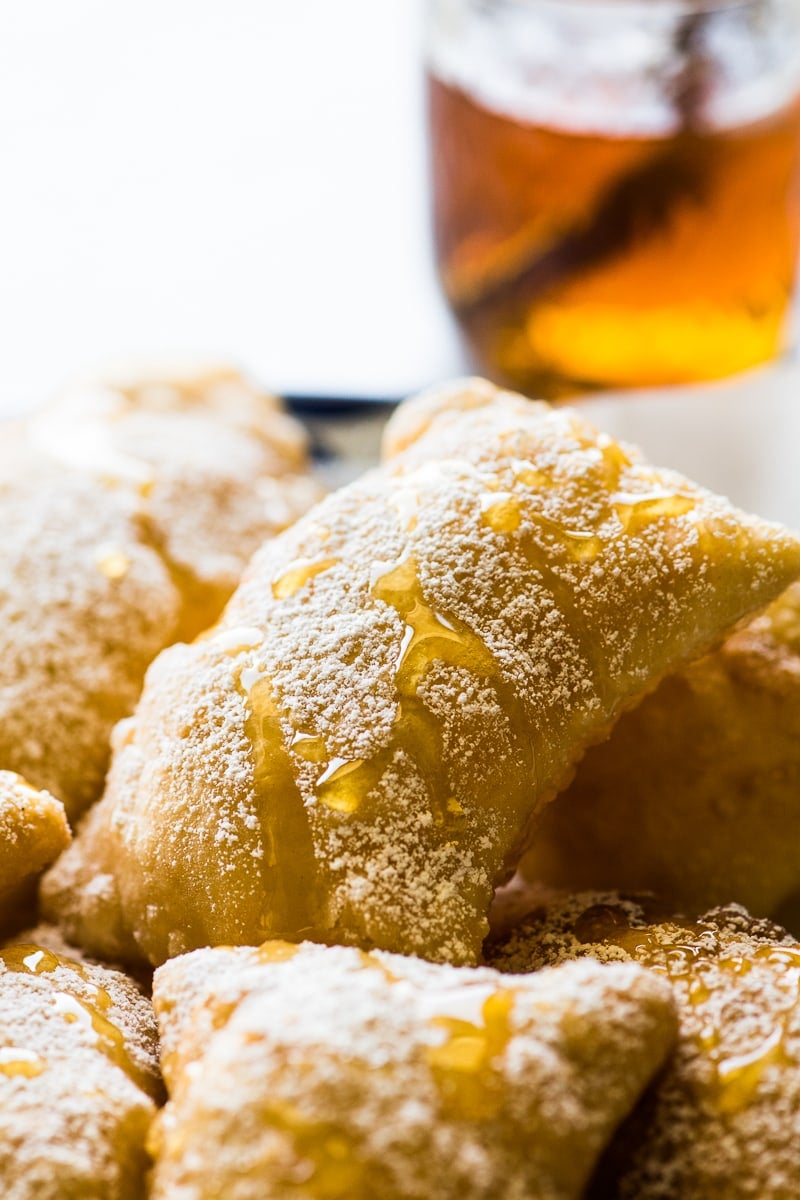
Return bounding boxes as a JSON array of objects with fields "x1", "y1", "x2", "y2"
[
  {"x1": 150, "y1": 940, "x2": 676, "y2": 1200},
  {"x1": 43, "y1": 379, "x2": 800, "y2": 969},
  {"x1": 487, "y1": 891, "x2": 800, "y2": 1199}
]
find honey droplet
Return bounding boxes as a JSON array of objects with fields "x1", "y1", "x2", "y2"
[
  {"x1": 482, "y1": 481, "x2": 603, "y2": 561},
  {"x1": 510, "y1": 460, "x2": 549, "y2": 489},
  {"x1": 482, "y1": 495, "x2": 522, "y2": 534},
  {"x1": 0, "y1": 946, "x2": 61, "y2": 975},
  {"x1": 427, "y1": 988, "x2": 516, "y2": 1120},
  {"x1": 96, "y1": 548, "x2": 131, "y2": 580},
  {"x1": 573, "y1": 904, "x2": 635, "y2": 946},
  {"x1": 755, "y1": 946, "x2": 800, "y2": 969},
  {"x1": 272, "y1": 558, "x2": 338, "y2": 601},
  {"x1": 612, "y1": 490, "x2": 696, "y2": 531},
  {"x1": 256, "y1": 941, "x2": 299, "y2": 965},
  {"x1": 290, "y1": 732, "x2": 328, "y2": 765},
  {"x1": 315, "y1": 758, "x2": 366, "y2": 814},
  {"x1": 0, "y1": 1047, "x2": 45, "y2": 1078},
  {"x1": 714, "y1": 1026, "x2": 788, "y2": 1113},
  {"x1": 597, "y1": 435, "x2": 633, "y2": 489},
  {"x1": 428, "y1": 1031, "x2": 486, "y2": 1073}
]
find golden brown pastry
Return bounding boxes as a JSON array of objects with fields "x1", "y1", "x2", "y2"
[
  {"x1": 0, "y1": 925, "x2": 161, "y2": 1199},
  {"x1": 487, "y1": 891, "x2": 800, "y2": 1200},
  {"x1": 33, "y1": 360, "x2": 321, "y2": 638},
  {"x1": 0, "y1": 773, "x2": 70, "y2": 935},
  {"x1": 521, "y1": 580, "x2": 800, "y2": 920},
  {"x1": 42, "y1": 378, "x2": 800, "y2": 966},
  {"x1": 149, "y1": 940, "x2": 676, "y2": 1200},
  {"x1": 0, "y1": 362, "x2": 319, "y2": 822}
]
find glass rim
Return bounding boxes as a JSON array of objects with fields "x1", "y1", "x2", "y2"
[{"x1": 453, "y1": 0, "x2": 794, "y2": 14}]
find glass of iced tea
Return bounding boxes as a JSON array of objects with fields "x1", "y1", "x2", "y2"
[{"x1": 427, "y1": 0, "x2": 800, "y2": 397}]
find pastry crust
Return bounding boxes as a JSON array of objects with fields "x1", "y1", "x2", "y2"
[
  {"x1": 521, "y1": 580, "x2": 800, "y2": 919},
  {"x1": 487, "y1": 892, "x2": 800, "y2": 1200},
  {"x1": 0, "y1": 926, "x2": 161, "y2": 1199},
  {"x1": 149, "y1": 940, "x2": 676, "y2": 1200},
  {"x1": 42, "y1": 379, "x2": 800, "y2": 966},
  {"x1": 0, "y1": 362, "x2": 319, "y2": 822},
  {"x1": 34, "y1": 360, "x2": 321, "y2": 639},
  {"x1": 0, "y1": 773, "x2": 70, "y2": 935}
]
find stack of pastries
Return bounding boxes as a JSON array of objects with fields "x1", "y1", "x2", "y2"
[{"x1": 4, "y1": 369, "x2": 800, "y2": 1197}]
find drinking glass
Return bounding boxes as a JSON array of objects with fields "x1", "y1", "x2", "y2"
[{"x1": 427, "y1": 0, "x2": 800, "y2": 397}]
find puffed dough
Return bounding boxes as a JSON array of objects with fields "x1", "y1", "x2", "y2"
[
  {"x1": 149, "y1": 940, "x2": 676, "y2": 1200},
  {"x1": 0, "y1": 773, "x2": 70, "y2": 935},
  {"x1": 488, "y1": 892, "x2": 800, "y2": 1200},
  {"x1": 0, "y1": 361, "x2": 319, "y2": 822},
  {"x1": 520, "y1": 581, "x2": 800, "y2": 920},
  {"x1": 0, "y1": 925, "x2": 161, "y2": 1200},
  {"x1": 34, "y1": 359, "x2": 321, "y2": 639},
  {"x1": 42, "y1": 379, "x2": 800, "y2": 966}
]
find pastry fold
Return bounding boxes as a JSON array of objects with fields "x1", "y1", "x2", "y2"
[
  {"x1": 149, "y1": 940, "x2": 676, "y2": 1200},
  {"x1": 521, "y1": 580, "x2": 800, "y2": 920},
  {"x1": 42, "y1": 378, "x2": 800, "y2": 965},
  {"x1": 0, "y1": 362, "x2": 318, "y2": 822}
]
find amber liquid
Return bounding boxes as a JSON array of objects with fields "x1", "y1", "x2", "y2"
[{"x1": 429, "y1": 75, "x2": 800, "y2": 397}]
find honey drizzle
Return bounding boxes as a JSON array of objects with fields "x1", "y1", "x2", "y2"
[
  {"x1": 478, "y1": 441, "x2": 700, "y2": 710},
  {"x1": 241, "y1": 677, "x2": 320, "y2": 938},
  {"x1": 272, "y1": 558, "x2": 338, "y2": 601},
  {"x1": 482, "y1": 494, "x2": 601, "y2": 560},
  {"x1": 427, "y1": 989, "x2": 516, "y2": 1120},
  {"x1": 486, "y1": 434, "x2": 697, "y2": 563},
  {"x1": 0, "y1": 945, "x2": 148, "y2": 1088},
  {"x1": 709, "y1": 945, "x2": 800, "y2": 1112},
  {"x1": 0, "y1": 1048, "x2": 45, "y2": 1078},
  {"x1": 574, "y1": 908, "x2": 800, "y2": 1112},
  {"x1": 484, "y1": 496, "x2": 609, "y2": 696},
  {"x1": 255, "y1": 940, "x2": 300, "y2": 965},
  {"x1": 265, "y1": 1102, "x2": 370, "y2": 1198},
  {"x1": 314, "y1": 557, "x2": 534, "y2": 822},
  {"x1": 611, "y1": 490, "x2": 696, "y2": 530}
]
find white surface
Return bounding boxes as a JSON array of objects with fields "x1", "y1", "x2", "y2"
[{"x1": 0, "y1": 0, "x2": 465, "y2": 416}]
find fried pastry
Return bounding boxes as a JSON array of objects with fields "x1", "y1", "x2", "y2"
[
  {"x1": 0, "y1": 362, "x2": 318, "y2": 822},
  {"x1": 0, "y1": 773, "x2": 70, "y2": 935},
  {"x1": 42, "y1": 378, "x2": 800, "y2": 966},
  {"x1": 520, "y1": 580, "x2": 800, "y2": 919},
  {"x1": 33, "y1": 360, "x2": 321, "y2": 639},
  {"x1": 149, "y1": 940, "x2": 676, "y2": 1200},
  {"x1": 487, "y1": 892, "x2": 800, "y2": 1200},
  {"x1": 0, "y1": 925, "x2": 161, "y2": 1199}
]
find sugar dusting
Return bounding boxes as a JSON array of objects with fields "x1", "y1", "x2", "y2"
[
  {"x1": 42, "y1": 379, "x2": 800, "y2": 968},
  {"x1": 488, "y1": 891, "x2": 800, "y2": 1199},
  {"x1": 0, "y1": 364, "x2": 318, "y2": 823},
  {"x1": 0, "y1": 923, "x2": 161, "y2": 1199},
  {"x1": 150, "y1": 940, "x2": 676, "y2": 1200}
]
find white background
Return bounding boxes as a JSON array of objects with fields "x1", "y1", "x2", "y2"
[
  {"x1": 2, "y1": 1, "x2": 800, "y2": 531},
  {"x1": 0, "y1": 0, "x2": 465, "y2": 416}
]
